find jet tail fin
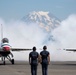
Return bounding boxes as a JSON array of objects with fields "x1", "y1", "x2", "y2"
[{"x1": 1, "y1": 24, "x2": 3, "y2": 43}]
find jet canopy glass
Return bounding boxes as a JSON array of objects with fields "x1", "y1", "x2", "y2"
[{"x1": 2, "y1": 38, "x2": 9, "y2": 43}]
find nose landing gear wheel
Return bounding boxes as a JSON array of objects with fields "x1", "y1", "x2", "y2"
[
  {"x1": 3, "y1": 61, "x2": 5, "y2": 65},
  {"x1": 11, "y1": 59, "x2": 14, "y2": 64}
]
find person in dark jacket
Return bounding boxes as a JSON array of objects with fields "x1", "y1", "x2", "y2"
[
  {"x1": 29, "y1": 46, "x2": 39, "y2": 75},
  {"x1": 40, "y1": 46, "x2": 50, "y2": 75}
]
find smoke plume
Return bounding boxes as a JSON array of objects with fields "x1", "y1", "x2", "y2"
[{"x1": 0, "y1": 14, "x2": 76, "y2": 61}]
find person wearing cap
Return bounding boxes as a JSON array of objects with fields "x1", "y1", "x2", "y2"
[
  {"x1": 40, "y1": 46, "x2": 50, "y2": 75},
  {"x1": 29, "y1": 46, "x2": 39, "y2": 75}
]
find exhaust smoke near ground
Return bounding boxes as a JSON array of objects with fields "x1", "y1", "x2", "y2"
[
  {"x1": 0, "y1": 14, "x2": 76, "y2": 61},
  {"x1": 50, "y1": 14, "x2": 76, "y2": 61}
]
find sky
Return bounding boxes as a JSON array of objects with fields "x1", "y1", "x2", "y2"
[{"x1": 0, "y1": 0, "x2": 76, "y2": 21}]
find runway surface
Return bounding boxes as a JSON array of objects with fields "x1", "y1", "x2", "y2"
[{"x1": 0, "y1": 61, "x2": 76, "y2": 75}]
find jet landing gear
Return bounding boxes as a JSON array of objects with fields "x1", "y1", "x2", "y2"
[
  {"x1": 7, "y1": 53, "x2": 15, "y2": 65},
  {"x1": 3, "y1": 57, "x2": 5, "y2": 65},
  {"x1": 10, "y1": 52, "x2": 14, "y2": 64},
  {"x1": 1, "y1": 56, "x2": 15, "y2": 65},
  {"x1": 1, "y1": 52, "x2": 15, "y2": 65},
  {"x1": 1, "y1": 57, "x2": 7, "y2": 65},
  {"x1": 11, "y1": 59, "x2": 14, "y2": 64}
]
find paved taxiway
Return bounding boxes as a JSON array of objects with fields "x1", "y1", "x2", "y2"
[{"x1": 0, "y1": 61, "x2": 76, "y2": 75}]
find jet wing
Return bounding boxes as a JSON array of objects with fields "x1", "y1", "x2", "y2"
[
  {"x1": 11, "y1": 48, "x2": 32, "y2": 51},
  {"x1": 65, "y1": 49, "x2": 76, "y2": 52}
]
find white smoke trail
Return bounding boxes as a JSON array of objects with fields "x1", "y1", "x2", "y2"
[
  {"x1": 0, "y1": 19, "x2": 47, "y2": 61},
  {"x1": 0, "y1": 21, "x2": 47, "y2": 48},
  {"x1": 0, "y1": 14, "x2": 76, "y2": 61},
  {"x1": 51, "y1": 14, "x2": 76, "y2": 48},
  {"x1": 49, "y1": 14, "x2": 76, "y2": 61}
]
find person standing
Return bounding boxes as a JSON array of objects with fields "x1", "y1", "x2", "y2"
[
  {"x1": 40, "y1": 46, "x2": 50, "y2": 75},
  {"x1": 29, "y1": 46, "x2": 39, "y2": 75}
]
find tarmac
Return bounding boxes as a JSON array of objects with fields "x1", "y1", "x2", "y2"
[{"x1": 0, "y1": 61, "x2": 76, "y2": 75}]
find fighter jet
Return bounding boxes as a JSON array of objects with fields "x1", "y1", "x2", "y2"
[{"x1": 0, "y1": 25, "x2": 31, "y2": 65}]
